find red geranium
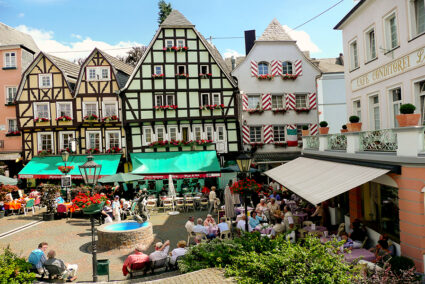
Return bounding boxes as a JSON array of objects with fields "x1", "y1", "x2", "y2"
[
  {"x1": 71, "y1": 192, "x2": 107, "y2": 210},
  {"x1": 230, "y1": 178, "x2": 261, "y2": 195}
]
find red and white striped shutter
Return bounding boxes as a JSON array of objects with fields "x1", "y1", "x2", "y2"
[
  {"x1": 250, "y1": 61, "x2": 258, "y2": 77},
  {"x1": 277, "y1": 60, "x2": 283, "y2": 76},
  {"x1": 242, "y1": 125, "x2": 250, "y2": 144},
  {"x1": 242, "y1": 93, "x2": 249, "y2": 111},
  {"x1": 308, "y1": 92, "x2": 317, "y2": 109},
  {"x1": 261, "y1": 93, "x2": 272, "y2": 110},
  {"x1": 295, "y1": 60, "x2": 303, "y2": 76},
  {"x1": 263, "y1": 125, "x2": 274, "y2": 144},
  {"x1": 286, "y1": 93, "x2": 296, "y2": 110},
  {"x1": 310, "y1": 124, "x2": 318, "y2": 135},
  {"x1": 271, "y1": 60, "x2": 279, "y2": 77},
  {"x1": 287, "y1": 124, "x2": 296, "y2": 130}
]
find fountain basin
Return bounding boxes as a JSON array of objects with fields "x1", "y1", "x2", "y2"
[{"x1": 97, "y1": 221, "x2": 154, "y2": 250}]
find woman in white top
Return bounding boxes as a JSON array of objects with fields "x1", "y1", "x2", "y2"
[
  {"x1": 169, "y1": 240, "x2": 187, "y2": 265},
  {"x1": 112, "y1": 195, "x2": 121, "y2": 222}
]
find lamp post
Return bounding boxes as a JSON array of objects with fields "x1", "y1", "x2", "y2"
[
  {"x1": 236, "y1": 152, "x2": 253, "y2": 233},
  {"x1": 61, "y1": 150, "x2": 70, "y2": 202},
  {"x1": 79, "y1": 155, "x2": 102, "y2": 282}
]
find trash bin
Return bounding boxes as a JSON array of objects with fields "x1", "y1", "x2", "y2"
[{"x1": 97, "y1": 259, "x2": 110, "y2": 281}]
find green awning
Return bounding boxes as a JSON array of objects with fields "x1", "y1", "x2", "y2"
[
  {"x1": 130, "y1": 151, "x2": 221, "y2": 179},
  {"x1": 19, "y1": 154, "x2": 121, "y2": 179}
]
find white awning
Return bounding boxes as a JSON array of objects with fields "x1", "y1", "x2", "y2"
[
  {"x1": 0, "y1": 152, "x2": 20, "y2": 161},
  {"x1": 264, "y1": 157, "x2": 389, "y2": 205}
]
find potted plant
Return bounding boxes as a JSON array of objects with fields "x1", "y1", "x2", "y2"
[
  {"x1": 302, "y1": 125, "x2": 310, "y2": 136},
  {"x1": 396, "y1": 104, "x2": 420, "y2": 127},
  {"x1": 72, "y1": 192, "x2": 107, "y2": 214},
  {"x1": 347, "y1": 116, "x2": 362, "y2": 132},
  {"x1": 319, "y1": 121, "x2": 329, "y2": 134},
  {"x1": 341, "y1": 124, "x2": 348, "y2": 133},
  {"x1": 40, "y1": 184, "x2": 60, "y2": 221}
]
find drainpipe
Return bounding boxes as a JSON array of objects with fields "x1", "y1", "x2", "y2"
[{"x1": 421, "y1": 186, "x2": 425, "y2": 272}]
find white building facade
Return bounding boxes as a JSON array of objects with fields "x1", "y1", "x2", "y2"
[
  {"x1": 232, "y1": 19, "x2": 321, "y2": 168},
  {"x1": 335, "y1": 0, "x2": 425, "y2": 131}
]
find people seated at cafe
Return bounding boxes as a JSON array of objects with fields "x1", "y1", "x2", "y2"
[
  {"x1": 101, "y1": 200, "x2": 113, "y2": 223},
  {"x1": 349, "y1": 219, "x2": 367, "y2": 243},
  {"x1": 193, "y1": 218, "x2": 209, "y2": 234},
  {"x1": 44, "y1": 250, "x2": 78, "y2": 281},
  {"x1": 169, "y1": 240, "x2": 188, "y2": 266},
  {"x1": 122, "y1": 244, "x2": 150, "y2": 276},
  {"x1": 273, "y1": 217, "x2": 285, "y2": 234},
  {"x1": 236, "y1": 215, "x2": 251, "y2": 233},
  {"x1": 185, "y1": 216, "x2": 195, "y2": 233},
  {"x1": 269, "y1": 190, "x2": 281, "y2": 201},
  {"x1": 28, "y1": 242, "x2": 48, "y2": 274},
  {"x1": 341, "y1": 232, "x2": 355, "y2": 250},
  {"x1": 267, "y1": 198, "x2": 279, "y2": 222},
  {"x1": 248, "y1": 211, "x2": 263, "y2": 231},
  {"x1": 369, "y1": 234, "x2": 396, "y2": 256},
  {"x1": 203, "y1": 214, "x2": 216, "y2": 227},
  {"x1": 282, "y1": 206, "x2": 294, "y2": 232},
  {"x1": 255, "y1": 199, "x2": 268, "y2": 215},
  {"x1": 149, "y1": 240, "x2": 170, "y2": 262},
  {"x1": 217, "y1": 217, "x2": 229, "y2": 233},
  {"x1": 373, "y1": 239, "x2": 391, "y2": 267}
]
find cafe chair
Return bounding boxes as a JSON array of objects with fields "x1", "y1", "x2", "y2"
[
  {"x1": 298, "y1": 228, "x2": 307, "y2": 239},
  {"x1": 150, "y1": 258, "x2": 168, "y2": 274},
  {"x1": 146, "y1": 200, "x2": 157, "y2": 215},
  {"x1": 199, "y1": 198, "x2": 208, "y2": 211},
  {"x1": 187, "y1": 231, "x2": 196, "y2": 245},
  {"x1": 22, "y1": 199, "x2": 35, "y2": 216},
  {"x1": 220, "y1": 230, "x2": 231, "y2": 240},
  {"x1": 175, "y1": 199, "x2": 185, "y2": 212},
  {"x1": 185, "y1": 199, "x2": 195, "y2": 212},
  {"x1": 195, "y1": 232, "x2": 208, "y2": 242},
  {"x1": 56, "y1": 204, "x2": 69, "y2": 219},
  {"x1": 128, "y1": 261, "x2": 148, "y2": 278},
  {"x1": 162, "y1": 199, "x2": 173, "y2": 213},
  {"x1": 302, "y1": 221, "x2": 313, "y2": 227}
]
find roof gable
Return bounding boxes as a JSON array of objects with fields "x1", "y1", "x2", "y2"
[
  {"x1": 160, "y1": 10, "x2": 194, "y2": 27},
  {"x1": 258, "y1": 18, "x2": 293, "y2": 41},
  {"x1": 0, "y1": 22, "x2": 39, "y2": 53}
]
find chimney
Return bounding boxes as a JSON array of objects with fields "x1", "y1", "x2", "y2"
[
  {"x1": 231, "y1": 56, "x2": 236, "y2": 70},
  {"x1": 337, "y1": 53, "x2": 344, "y2": 66},
  {"x1": 244, "y1": 30, "x2": 256, "y2": 55}
]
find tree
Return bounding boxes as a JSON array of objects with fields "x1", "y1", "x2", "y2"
[
  {"x1": 74, "y1": 58, "x2": 85, "y2": 66},
  {"x1": 117, "y1": 46, "x2": 147, "y2": 67},
  {"x1": 158, "y1": 0, "x2": 172, "y2": 24}
]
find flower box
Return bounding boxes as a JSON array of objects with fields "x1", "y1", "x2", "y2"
[
  {"x1": 56, "y1": 116, "x2": 72, "y2": 122},
  {"x1": 34, "y1": 117, "x2": 50, "y2": 123},
  {"x1": 5, "y1": 131, "x2": 20, "y2": 137},
  {"x1": 200, "y1": 104, "x2": 225, "y2": 110},
  {"x1": 199, "y1": 73, "x2": 212, "y2": 79},
  {"x1": 195, "y1": 139, "x2": 213, "y2": 146},
  {"x1": 247, "y1": 108, "x2": 264, "y2": 114},
  {"x1": 58, "y1": 166, "x2": 74, "y2": 174},
  {"x1": 102, "y1": 115, "x2": 119, "y2": 122},
  {"x1": 5, "y1": 102, "x2": 15, "y2": 106},
  {"x1": 295, "y1": 108, "x2": 310, "y2": 113},
  {"x1": 257, "y1": 74, "x2": 274, "y2": 80},
  {"x1": 155, "y1": 105, "x2": 178, "y2": 111},
  {"x1": 162, "y1": 46, "x2": 188, "y2": 52},
  {"x1": 152, "y1": 74, "x2": 164, "y2": 79},
  {"x1": 106, "y1": 146, "x2": 122, "y2": 153},
  {"x1": 282, "y1": 74, "x2": 298, "y2": 80},
  {"x1": 176, "y1": 73, "x2": 189, "y2": 79},
  {"x1": 87, "y1": 148, "x2": 101, "y2": 154},
  {"x1": 84, "y1": 114, "x2": 99, "y2": 121},
  {"x1": 60, "y1": 148, "x2": 75, "y2": 154},
  {"x1": 274, "y1": 142, "x2": 288, "y2": 147},
  {"x1": 272, "y1": 108, "x2": 286, "y2": 113},
  {"x1": 38, "y1": 149, "x2": 53, "y2": 156},
  {"x1": 249, "y1": 143, "x2": 264, "y2": 148}
]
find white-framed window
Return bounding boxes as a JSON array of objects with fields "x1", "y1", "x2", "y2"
[
  {"x1": 165, "y1": 39, "x2": 174, "y2": 48},
  {"x1": 37, "y1": 132, "x2": 54, "y2": 152},
  {"x1": 177, "y1": 65, "x2": 186, "y2": 74},
  {"x1": 38, "y1": 74, "x2": 52, "y2": 88},
  {"x1": 154, "y1": 65, "x2": 163, "y2": 75},
  {"x1": 200, "y1": 65, "x2": 209, "y2": 74},
  {"x1": 248, "y1": 95, "x2": 261, "y2": 109},
  {"x1": 258, "y1": 62, "x2": 269, "y2": 75},
  {"x1": 103, "y1": 101, "x2": 118, "y2": 117},
  {"x1": 201, "y1": 93, "x2": 210, "y2": 106},
  {"x1": 370, "y1": 95, "x2": 380, "y2": 130},
  {"x1": 7, "y1": 119, "x2": 17, "y2": 132},
  {"x1": 205, "y1": 125, "x2": 214, "y2": 140},
  {"x1": 349, "y1": 40, "x2": 359, "y2": 70},
  {"x1": 353, "y1": 100, "x2": 361, "y2": 120},
  {"x1": 384, "y1": 12, "x2": 398, "y2": 50},
  {"x1": 282, "y1": 61, "x2": 293, "y2": 74},
  {"x1": 272, "y1": 95, "x2": 284, "y2": 109},
  {"x1": 59, "y1": 131, "x2": 74, "y2": 151},
  {"x1": 143, "y1": 127, "x2": 153, "y2": 145},
  {"x1": 155, "y1": 95, "x2": 163, "y2": 107},
  {"x1": 106, "y1": 130, "x2": 121, "y2": 149},
  {"x1": 410, "y1": 0, "x2": 425, "y2": 37},
  {"x1": 295, "y1": 94, "x2": 307, "y2": 109},
  {"x1": 5, "y1": 87, "x2": 17, "y2": 104},
  {"x1": 365, "y1": 27, "x2": 376, "y2": 61},
  {"x1": 86, "y1": 131, "x2": 101, "y2": 150},
  {"x1": 56, "y1": 102, "x2": 72, "y2": 118},
  {"x1": 166, "y1": 94, "x2": 175, "y2": 106},
  {"x1": 249, "y1": 126, "x2": 262, "y2": 143},
  {"x1": 156, "y1": 126, "x2": 165, "y2": 141},
  {"x1": 83, "y1": 102, "x2": 98, "y2": 117},
  {"x1": 34, "y1": 102, "x2": 50, "y2": 119},
  {"x1": 180, "y1": 125, "x2": 190, "y2": 141},
  {"x1": 86, "y1": 66, "x2": 110, "y2": 81},
  {"x1": 212, "y1": 93, "x2": 221, "y2": 105},
  {"x1": 168, "y1": 126, "x2": 179, "y2": 140},
  {"x1": 418, "y1": 80, "x2": 425, "y2": 124},
  {"x1": 193, "y1": 126, "x2": 202, "y2": 140},
  {"x1": 176, "y1": 39, "x2": 185, "y2": 48},
  {"x1": 389, "y1": 87, "x2": 402, "y2": 127},
  {"x1": 216, "y1": 125, "x2": 225, "y2": 141},
  {"x1": 3, "y1": 52, "x2": 16, "y2": 68},
  {"x1": 273, "y1": 126, "x2": 285, "y2": 142}
]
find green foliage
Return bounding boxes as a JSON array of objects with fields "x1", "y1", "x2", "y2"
[
  {"x1": 319, "y1": 121, "x2": 328, "y2": 127},
  {"x1": 302, "y1": 125, "x2": 309, "y2": 130},
  {"x1": 0, "y1": 246, "x2": 35, "y2": 284},
  {"x1": 389, "y1": 256, "x2": 416, "y2": 275},
  {"x1": 349, "y1": 115, "x2": 360, "y2": 123},
  {"x1": 342, "y1": 124, "x2": 347, "y2": 129},
  {"x1": 158, "y1": 0, "x2": 172, "y2": 24},
  {"x1": 399, "y1": 103, "x2": 416, "y2": 114}
]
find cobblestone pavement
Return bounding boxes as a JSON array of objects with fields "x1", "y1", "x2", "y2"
[
  {"x1": 140, "y1": 268, "x2": 234, "y2": 284},
  {"x1": 0, "y1": 209, "x2": 220, "y2": 282},
  {"x1": 0, "y1": 208, "x2": 43, "y2": 235}
]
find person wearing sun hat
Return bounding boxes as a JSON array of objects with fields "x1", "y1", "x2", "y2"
[{"x1": 122, "y1": 244, "x2": 150, "y2": 276}]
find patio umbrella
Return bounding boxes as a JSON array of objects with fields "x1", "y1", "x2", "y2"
[
  {"x1": 0, "y1": 175, "x2": 17, "y2": 185},
  {"x1": 224, "y1": 185, "x2": 235, "y2": 218},
  {"x1": 168, "y1": 175, "x2": 179, "y2": 215},
  {"x1": 98, "y1": 173, "x2": 144, "y2": 184}
]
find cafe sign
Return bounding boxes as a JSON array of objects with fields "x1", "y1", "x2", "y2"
[{"x1": 351, "y1": 46, "x2": 425, "y2": 91}]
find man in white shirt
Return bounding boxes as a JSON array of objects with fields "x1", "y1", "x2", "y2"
[
  {"x1": 149, "y1": 240, "x2": 170, "y2": 262},
  {"x1": 208, "y1": 186, "x2": 217, "y2": 214},
  {"x1": 192, "y1": 218, "x2": 208, "y2": 235},
  {"x1": 185, "y1": 216, "x2": 195, "y2": 233},
  {"x1": 283, "y1": 206, "x2": 294, "y2": 232},
  {"x1": 236, "y1": 215, "x2": 251, "y2": 232},
  {"x1": 169, "y1": 240, "x2": 188, "y2": 265},
  {"x1": 217, "y1": 217, "x2": 229, "y2": 233}
]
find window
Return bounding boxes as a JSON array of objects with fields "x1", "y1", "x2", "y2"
[
  {"x1": 106, "y1": 131, "x2": 121, "y2": 149},
  {"x1": 87, "y1": 131, "x2": 101, "y2": 150},
  {"x1": 34, "y1": 103, "x2": 49, "y2": 119},
  {"x1": 295, "y1": 94, "x2": 307, "y2": 109},
  {"x1": 57, "y1": 102, "x2": 72, "y2": 118},
  {"x1": 365, "y1": 28, "x2": 376, "y2": 61},
  {"x1": 248, "y1": 95, "x2": 261, "y2": 109},
  {"x1": 7, "y1": 119, "x2": 17, "y2": 132},
  {"x1": 414, "y1": 0, "x2": 425, "y2": 36},
  {"x1": 83, "y1": 102, "x2": 98, "y2": 117},
  {"x1": 201, "y1": 93, "x2": 210, "y2": 106},
  {"x1": 282, "y1": 61, "x2": 293, "y2": 74},
  {"x1": 390, "y1": 87, "x2": 402, "y2": 127},
  {"x1": 88, "y1": 68, "x2": 96, "y2": 80},
  {"x1": 38, "y1": 132, "x2": 54, "y2": 152},
  {"x1": 5, "y1": 87, "x2": 17, "y2": 104},
  {"x1": 212, "y1": 93, "x2": 221, "y2": 105},
  {"x1": 273, "y1": 126, "x2": 285, "y2": 142},
  {"x1": 258, "y1": 62, "x2": 269, "y2": 75},
  {"x1": 385, "y1": 13, "x2": 398, "y2": 50},
  {"x1": 177, "y1": 65, "x2": 186, "y2": 74},
  {"x1": 156, "y1": 127, "x2": 165, "y2": 141},
  {"x1": 272, "y1": 95, "x2": 284, "y2": 109},
  {"x1": 154, "y1": 65, "x2": 163, "y2": 75},
  {"x1": 103, "y1": 102, "x2": 118, "y2": 117},
  {"x1": 144, "y1": 128, "x2": 153, "y2": 145},
  {"x1": 86, "y1": 67, "x2": 110, "y2": 81},
  {"x1": 181, "y1": 126, "x2": 190, "y2": 141},
  {"x1": 60, "y1": 132, "x2": 74, "y2": 151},
  {"x1": 249, "y1": 126, "x2": 262, "y2": 143},
  {"x1": 168, "y1": 126, "x2": 178, "y2": 140},
  {"x1": 166, "y1": 94, "x2": 175, "y2": 105},
  {"x1": 38, "y1": 74, "x2": 52, "y2": 88},
  {"x1": 370, "y1": 95, "x2": 380, "y2": 130},
  {"x1": 200, "y1": 65, "x2": 209, "y2": 74},
  {"x1": 353, "y1": 100, "x2": 361, "y2": 120},
  {"x1": 3, "y1": 52, "x2": 16, "y2": 68},
  {"x1": 217, "y1": 125, "x2": 225, "y2": 141},
  {"x1": 193, "y1": 126, "x2": 202, "y2": 140},
  {"x1": 418, "y1": 81, "x2": 425, "y2": 124},
  {"x1": 155, "y1": 95, "x2": 163, "y2": 107},
  {"x1": 176, "y1": 39, "x2": 185, "y2": 48},
  {"x1": 349, "y1": 40, "x2": 359, "y2": 70},
  {"x1": 165, "y1": 40, "x2": 174, "y2": 48},
  {"x1": 205, "y1": 125, "x2": 214, "y2": 140}
]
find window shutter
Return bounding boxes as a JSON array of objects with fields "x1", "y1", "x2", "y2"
[
  {"x1": 286, "y1": 93, "x2": 296, "y2": 110},
  {"x1": 242, "y1": 93, "x2": 249, "y2": 111},
  {"x1": 250, "y1": 60, "x2": 258, "y2": 77},
  {"x1": 271, "y1": 60, "x2": 280, "y2": 77},
  {"x1": 263, "y1": 125, "x2": 273, "y2": 144},
  {"x1": 309, "y1": 124, "x2": 318, "y2": 136},
  {"x1": 242, "y1": 125, "x2": 250, "y2": 144},
  {"x1": 261, "y1": 93, "x2": 271, "y2": 110},
  {"x1": 308, "y1": 92, "x2": 317, "y2": 109},
  {"x1": 295, "y1": 60, "x2": 303, "y2": 76}
]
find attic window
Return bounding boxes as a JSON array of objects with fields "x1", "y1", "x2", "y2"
[
  {"x1": 38, "y1": 74, "x2": 52, "y2": 88},
  {"x1": 86, "y1": 67, "x2": 110, "y2": 81},
  {"x1": 166, "y1": 40, "x2": 174, "y2": 48},
  {"x1": 200, "y1": 65, "x2": 209, "y2": 74},
  {"x1": 177, "y1": 39, "x2": 185, "y2": 48}
]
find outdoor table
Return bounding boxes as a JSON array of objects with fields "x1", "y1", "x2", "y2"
[
  {"x1": 235, "y1": 206, "x2": 253, "y2": 215},
  {"x1": 344, "y1": 248, "x2": 375, "y2": 263},
  {"x1": 293, "y1": 212, "x2": 308, "y2": 224},
  {"x1": 303, "y1": 225, "x2": 327, "y2": 233},
  {"x1": 4, "y1": 200, "x2": 22, "y2": 210}
]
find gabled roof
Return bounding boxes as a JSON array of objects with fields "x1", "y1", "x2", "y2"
[
  {"x1": 334, "y1": 0, "x2": 366, "y2": 30},
  {"x1": 160, "y1": 10, "x2": 194, "y2": 27},
  {"x1": 101, "y1": 51, "x2": 134, "y2": 75},
  {"x1": 0, "y1": 22, "x2": 39, "y2": 53},
  {"x1": 224, "y1": 56, "x2": 246, "y2": 71},
  {"x1": 311, "y1": 58, "x2": 344, "y2": 73},
  {"x1": 258, "y1": 18, "x2": 293, "y2": 41}
]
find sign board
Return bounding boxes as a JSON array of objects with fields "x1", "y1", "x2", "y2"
[{"x1": 61, "y1": 175, "x2": 72, "y2": 187}]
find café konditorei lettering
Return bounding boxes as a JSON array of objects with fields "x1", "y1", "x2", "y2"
[{"x1": 351, "y1": 46, "x2": 425, "y2": 91}]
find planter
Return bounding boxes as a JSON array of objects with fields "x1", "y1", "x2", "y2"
[
  {"x1": 340, "y1": 129, "x2": 348, "y2": 133},
  {"x1": 347, "y1": 122, "x2": 362, "y2": 132},
  {"x1": 0, "y1": 210, "x2": 4, "y2": 218},
  {"x1": 319, "y1": 127, "x2": 329, "y2": 135},
  {"x1": 302, "y1": 130, "x2": 310, "y2": 136},
  {"x1": 396, "y1": 114, "x2": 421, "y2": 127},
  {"x1": 83, "y1": 202, "x2": 105, "y2": 215},
  {"x1": 43, "y1": 212, "x2": 55, "y2": 221}
]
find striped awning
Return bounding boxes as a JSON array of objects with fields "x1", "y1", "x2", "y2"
[{"x1": 264, "y1": 157, "x2": 389, "y2": 205}]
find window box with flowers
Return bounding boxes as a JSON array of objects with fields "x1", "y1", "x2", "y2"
[
  {"x1": 58, "y1": 166, "x2": 74, "y2": 174},
  {"x1": 249, "y1": 142, "x2": 264, "y2": 148},
  {"x1": 295, "y1": 108, "x2": 310, "y2": 113},
  {"x1": 272, "y1": 108, "x2": 286, "y2": 114},
  {"x1": 200, "y1": 104, "x2": 225, "y2": 110},
  {"x1": 176, "y1": 73, "x2": 189, "y2": 79},
  {"x1": 5, "y1": 102, "x2": 15, "y2": 106},
  {"x1": 34, "y1": 117, "x2": 50, "y2": 123},
  {"x1": 87, "y1": 148, "x2": 101, "y2": 154},
  {"x1": 247, "y1": 108, "x2": 264, "y2": 114},
  {"x1": 106, "y1": 146, "x2": 122, "y2": 153},
  {"x1": 195, "y1": 139, "x2": 213, "y2": 146},
  {"x1": 56, "y1": 116, "x2": 72, "y2": 122},
  {"x1": 102, "y1": 115, "x2": 119, "y2": 122},
  {"x1": 84, "y1": 114, "x2": 98, "y2": 121},
  {"x1": 282, "y1": 74, "x2": 298, "y2": 80},
  {"x1": 257, "y1": 74, "x2": 274, "y2": 80},
  {"x1": 38, "y1": 149, "x2": 53, "y2": 156},
  {"x1": 60, "y1": 148, "x2": 75, "y2": 154},
  {"x1": 274, "y1": 142, "x2": 287, "y2": 147},
  {"x1": 152, "y1": 74, "x2": 164, "y2": 79},
  {"x1": 5, "y1": 130, "x2": 20, "y2": 137},
  {"x1": 199, "y1": 73, "x2": 212, "y2": 79},
  {"x1": 155, "y1": 105, "x2": 177, "y2": 111}
]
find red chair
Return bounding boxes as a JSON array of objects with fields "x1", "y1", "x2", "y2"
[{"x1": 56, "y1": 204, "x2": 68, "y2": 219}]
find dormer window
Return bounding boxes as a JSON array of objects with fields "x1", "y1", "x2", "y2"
[
  {"x1": 86, "y1": 67, "x2": 110, "y2": 81},
  {"x1": 282, "y1": 61, "x2": 293, "y2": 74},
  {"x1": 258, "y1": 62, "x2": 269, "y2": 75}
]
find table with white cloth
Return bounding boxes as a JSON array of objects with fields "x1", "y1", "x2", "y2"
[
  {"x1": 303, "y1": 225, "x2": 327, "y2": 233},
  {"x1": 344, "y1": 248, "x2": 375, "y2": 263},
  {"x1": 235, "y1": 206, "x2": 253, "y2": 215},
  {"x1": 293, "y1": 212, "x2": 308, "y2": 224}
]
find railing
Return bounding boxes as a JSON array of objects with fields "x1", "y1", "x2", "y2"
[
  {"x1": 359, "y1": 129, "x2": 397, "y2": 152},
  {"x1": 328, "y1": 134, "x2": 347, "y2": 150},
  {"x1": 305, "y1": 136, "x2": 319, "y2": 149}
]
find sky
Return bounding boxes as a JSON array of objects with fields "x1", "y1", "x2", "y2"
[{"x1": 0, "y1": 0, "x2": 357, "y2": 62}]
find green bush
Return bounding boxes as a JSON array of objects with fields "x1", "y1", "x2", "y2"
[
  {"x1": 319, "y1": 121, "x2": 328, "y2": 127},
  {"x1": 302, "y1": 125, "x2": 309, "y2": 130},
  {"x1": 399, "y1": 103, "x2": 416, "y2": 114},
  {"x1": 349, "y1": 116, "x2": 360, "y2": 123},
  {"x1": 0, "y1": 246, "x2": 35, "y2": 284},
  {"x1": 389, "y1": 256, "x2": 415, "y2": 276},
  {"x1": 342, "y1": 124, "x2": 347, "y2": 130}
]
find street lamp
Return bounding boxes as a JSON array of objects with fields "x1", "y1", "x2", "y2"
[
  {"x1": 79, "y1": 155, "x2": 102, "y2": 283},
  {"x1": 236, "y1": 152, "x2": 253, "y2": 233},
  {"x1": 61, "y1": 150, "x2": 70, "y2": 202}
]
